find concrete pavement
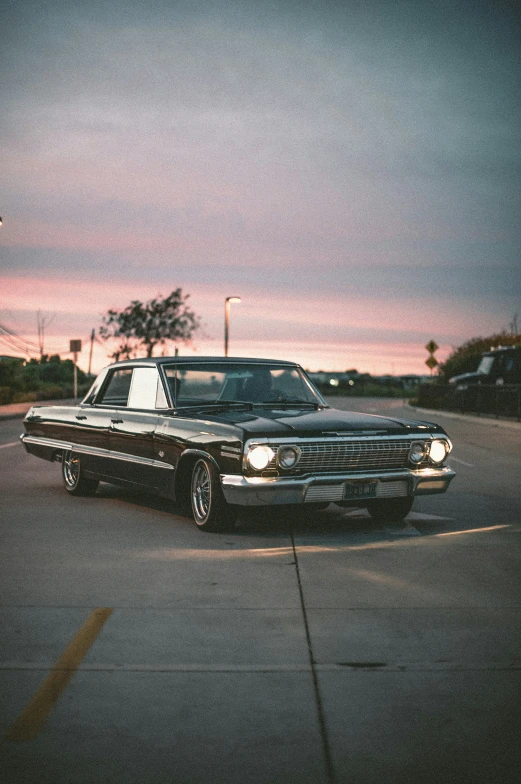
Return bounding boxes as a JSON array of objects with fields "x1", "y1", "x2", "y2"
[{"x1": 1, "y1": 399, "x2": 520, "y2": 783}]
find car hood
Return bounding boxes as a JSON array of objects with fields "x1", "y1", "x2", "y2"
[
  {"x1": 206, "y1": 406, "x2": 444, "y2": 438},
  {"x1": 448, "y1": 371, "x2": 486, "y2": 385}
]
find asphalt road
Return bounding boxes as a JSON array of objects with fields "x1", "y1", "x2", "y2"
[{"x1": 1, "y1": 399, "x2": 520, "y2": 784}]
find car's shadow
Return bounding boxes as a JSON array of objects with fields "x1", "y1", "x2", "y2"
[{"x1": 92, "y1": 481, "x2": 465, "y2": 544}]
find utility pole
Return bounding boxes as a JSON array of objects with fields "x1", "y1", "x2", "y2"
[
  {"x1": 36, "y1": 311, "x2": 55, "y2": 359},
  {"x1": 70, "y1": 340, "x2": 82, "y2": 402},
  {"x1": 37, "y1": 311, "x2": 44, "y2": 358},
  {"x1": 88, "y1": 329, "x2": 95, "y2": 376}
]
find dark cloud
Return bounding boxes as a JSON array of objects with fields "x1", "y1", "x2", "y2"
[
  {"x1": 3, "y1": 246, "x2": 517, "y2": 304},
  {"x1": 1, "y1": 0, "x2": 520, "y2": 368}
]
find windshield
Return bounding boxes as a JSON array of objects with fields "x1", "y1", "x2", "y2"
[
  {"x1": 162, "y1": 362, "x2": 325, "y2": 408},
  {"x1": 477, "y1": 356, "x2": 494, "y2": 375}
]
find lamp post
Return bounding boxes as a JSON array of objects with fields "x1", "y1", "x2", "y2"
[{"x1": 224, "y1": 296, "x2": 241, "y2": 357}]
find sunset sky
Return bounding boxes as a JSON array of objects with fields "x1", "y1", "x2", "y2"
[{"x1": 1, "y1": 0, "x2": 520, "y2": 375}]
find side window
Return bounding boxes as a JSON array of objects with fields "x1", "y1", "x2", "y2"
[
  {"x1": 127, "y1": 367, "x2": 168, "y2": 410},
  {"x1": 98, "y1": 369, "x2": 133, "y2": 406},
  {"x1": 82, "y1": 368, "x2": 109, "y2": 405}
]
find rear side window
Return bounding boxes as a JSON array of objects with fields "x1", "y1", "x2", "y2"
[
  {"x1": 128, "y1": 367, "x2": 168, "y2": 409},
  {"x1": 98, "y1": 367, "x2": 169, "y2": 409},
  {"x1": 98, "y1": 369, "x2": 133, "y2": 406}
]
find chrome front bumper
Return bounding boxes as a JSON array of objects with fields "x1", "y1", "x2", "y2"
[{"x1": 221, "y1": 466, "x2": 456, "y2": 507}]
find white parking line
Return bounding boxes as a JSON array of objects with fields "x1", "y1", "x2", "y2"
[
  {"x1": 0, "y1": 442, "x2": 18, "y2": 450},
  {"x1": 450, "y1": 456, "x2": 475, "y2": 467}
]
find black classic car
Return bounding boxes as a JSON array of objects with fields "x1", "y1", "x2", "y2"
[{"x1": 21, "y1": 357, "x2": 455, "y2": 531}]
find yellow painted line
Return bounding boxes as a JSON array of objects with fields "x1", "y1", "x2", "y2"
[{"x1": 5, "y1": 607, "x2": 113, "y2": 742}]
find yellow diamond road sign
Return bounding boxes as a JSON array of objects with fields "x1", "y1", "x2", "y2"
[
  {"x1": 425, "y1": 340, "x2": 439, "y2": 354},
  {"x1": 425, "y1": 356, "x2": 438, "y2": 369}
]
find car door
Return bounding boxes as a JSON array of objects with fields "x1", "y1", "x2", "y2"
[
  {"x1": 105, "y1": 365, "x2": 170, "y2": 489},
  {"x1": 66, "y1": 367, "x2": 111, "y2": 475},
  {"x1": 75, "y1": 367, "x2": 133, "y2": 477}
]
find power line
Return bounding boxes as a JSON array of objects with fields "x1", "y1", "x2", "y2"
[
  {"x1": 0, "y1": 318, "x2": 115, "y2": 363},
  {"x1": 0, "y1": 323, "x2": 41, "y2": 351}
]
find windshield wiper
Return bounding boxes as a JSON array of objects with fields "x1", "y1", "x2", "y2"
[
  {"x1": 254, "y1": 399, "x2": 322, "y2": 409},
  {"x1": 175, "y1": 400, "x2": 254, "y2": 412}
]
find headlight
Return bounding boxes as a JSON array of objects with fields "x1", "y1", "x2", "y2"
[
  {"x1": 409, "y1": 441, "x2": 427, "y2": 464},
  {"x1": 247, "y1": 445, "x2": 275, "y2": 470},
  {"x1": 429, "y1": 439, "x2": 449, "y2": 464},
  {"x1": 277, "y1": 445, "x2": 302, "y2": 470}
]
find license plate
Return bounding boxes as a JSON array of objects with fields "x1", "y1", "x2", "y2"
[{"x1": 344, "y1": 481, "x2": 377, "y2": 500}]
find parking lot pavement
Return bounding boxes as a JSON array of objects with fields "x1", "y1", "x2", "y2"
[{"x1": 1, "y1": 401, "x2": 521, "y2": 783}]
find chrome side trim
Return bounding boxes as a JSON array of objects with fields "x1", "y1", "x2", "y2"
[
  {"x1": 20, "y1": 434, "x2": 174, "y2": 471},
  {"x1": 22, "y1": 435, "x2": 72, "y2": 451},
  {"x1": 221, "y1": 444, "x2": 242, "y2": 460}
]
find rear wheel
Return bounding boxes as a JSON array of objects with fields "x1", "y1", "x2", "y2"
[
  {"x1": 62, "y1": 451, "x2": 99, "y2": 496},
  {"x1": 190, "y1": 457, "x2": 237, "y2": 532},
  {"x1": 366, "y1": 496, "x2": 413, "y2": 524}
]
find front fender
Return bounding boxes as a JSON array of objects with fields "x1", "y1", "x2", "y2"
[
  {"x1": 179, "y1": 448, "x2": 221, "y2": 472},
  {"x1": 173, "y1": 449, "x2": 223, "y2": 506}
]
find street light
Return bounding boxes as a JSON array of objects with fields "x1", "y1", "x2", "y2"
[{"x1": 224, "y1": 296, "x2": 241, "y2": 357}]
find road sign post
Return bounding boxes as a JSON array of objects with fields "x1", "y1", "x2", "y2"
[{"x1": 425, "y1": 340, "x2": 439, "y2": 376}]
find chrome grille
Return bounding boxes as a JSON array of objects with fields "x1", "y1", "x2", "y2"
[
  {"x1": 376, "y1": 480, "x2": 408, "y2": 498},
  {"x1": 304, "y1": 479, "x2": 408, "y2": 503},
  {"x1": 267, "y1": 439, "x2": 413, "y2": 473},
  {"x1": 305, "y1": 485, "x2": 345, "y2": 502}
]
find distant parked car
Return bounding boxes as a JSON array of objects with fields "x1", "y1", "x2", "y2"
[
  {"x1": 21, "y1": 357, "x2": 455, "y2": 531},
  {"x1": 449, "y1": 346, "x2": 521, "y2": 388}
]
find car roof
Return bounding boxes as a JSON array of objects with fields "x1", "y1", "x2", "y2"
[
  {"x1": 483, "y1": 346, "x2": 521, "y2": 355},
  {"x1": 107, "y1": 356, "x2": 300, "y2": 369}
]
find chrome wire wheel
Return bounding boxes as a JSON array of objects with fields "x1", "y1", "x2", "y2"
[
  {"x1": 189, "y1": 457, "x2": 237, "y2": 532},
  {"x1": 61, "y1": 450, "x2": 99, "y2": 497},
  {"x1": 63, "y1": 451, "x2": 80, "y2": 489},
  {"x1": 191, "y1": 460, "x2": 212, "y2": 524}
]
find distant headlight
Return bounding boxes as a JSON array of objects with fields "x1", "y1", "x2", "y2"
[
  {"x1": 247, "y1": 445, "x2": 275, "y2": 470},
  {"x1": 409, "y1": 441, "x2": 427, "y2": 464},
  {"x1": 277, "y1": 445, "x2": 302, "y2": 470},
  {"x1": 429, "y1": 439, "x2": 450, "y2": 465}
]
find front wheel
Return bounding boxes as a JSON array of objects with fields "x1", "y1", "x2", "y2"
[
  {"x1": 190, "y1": 457, "x2": 237, "y2": 532},
  {"x1": 366, "y1": 496, "x2": 414, "y2": 524},
  {"x1": 62, "y1": 451, "x2": 99, "y2": 496}
]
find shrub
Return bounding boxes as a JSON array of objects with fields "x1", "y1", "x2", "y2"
[
  {"x1": 0, "y1": 386, "x2": 14, "y2": 405},
  {"x1": 439, "y1": 332, "x2": 521, "y2": 381}
]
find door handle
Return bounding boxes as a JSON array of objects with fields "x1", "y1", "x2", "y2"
[
  {"x1": 110, "y1": 419, "x2": 124, "y2": 424},
  {"x1": 75, "y1": 415, "x2": 87, "y2": 420}
]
